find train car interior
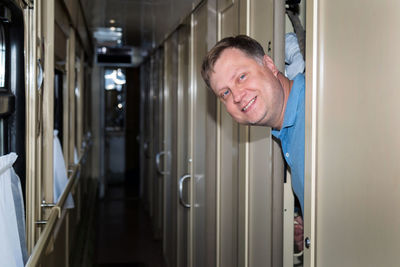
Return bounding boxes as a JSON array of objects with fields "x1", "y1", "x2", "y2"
[{"x1": 1, "y1": 0, "x2": 400, "y2": 267}]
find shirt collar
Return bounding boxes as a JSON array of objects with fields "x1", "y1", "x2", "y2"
[{"x1": 272, "y1": 73, "x2": 304, "y2": 137}]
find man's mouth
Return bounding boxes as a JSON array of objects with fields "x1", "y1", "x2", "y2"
[{"x1": 242, "y1": 96, "x2": 257, "y2": 112}]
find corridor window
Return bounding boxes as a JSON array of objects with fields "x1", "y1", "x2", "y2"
[{"x1": 104, "y1": 68, "x2": 126, "y2": 128}]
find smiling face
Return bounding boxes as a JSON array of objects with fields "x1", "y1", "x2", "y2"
[{"x1": 209, "y1": 48, "x2": 286, "y2": 128}]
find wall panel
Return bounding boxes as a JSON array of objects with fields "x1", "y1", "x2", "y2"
[
  {"x1": 191, "y1": 3, "x2": 216, "y2": 267},
  {"x1": 217, "y1": 0, "x2": 240, "y2": 266},
  {"x1": 163, "y1": 33, "x2": 180, "y2": 267},
  {"x1": 305, "y1": 1, "x2": 400, "y2": 266}
]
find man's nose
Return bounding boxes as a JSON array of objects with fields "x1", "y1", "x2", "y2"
[{"x1": 232, "y1": 86, "x2": 245, "y2": 103}]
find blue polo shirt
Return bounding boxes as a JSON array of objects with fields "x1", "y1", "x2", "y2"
[{"x1": 272, "y1": 73, "x2": 305, "y2": 212}]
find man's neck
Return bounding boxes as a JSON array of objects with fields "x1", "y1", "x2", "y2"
[
  {"x1": 276, "y1": 72, "x2": 294, "y2": 130},
  {"x1": 278, "y1": 72, "x2": 293, "y2": 94}
]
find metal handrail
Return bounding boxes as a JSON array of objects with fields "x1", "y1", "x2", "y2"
[
  {"x1": 25, "y1": 207, "x2": 58, "y2": 266},
  {"x1": 25, "y1": 139, "x2": 91, "y2": 267}
]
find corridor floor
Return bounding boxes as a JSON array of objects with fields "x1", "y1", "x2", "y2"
[{"x1": 94, "y1": 183, "x2": 166, "y2": 267}]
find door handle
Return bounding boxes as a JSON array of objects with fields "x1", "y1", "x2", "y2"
[
  {"x1": 37, "y1": 59, "x2": 43, "y2": 90},
  {"x1": 179, "y1": 174, "x2": 191, "y2": 208},
  {"x1": 155, "y1": 151, "x2": 169, "y2": 175}
]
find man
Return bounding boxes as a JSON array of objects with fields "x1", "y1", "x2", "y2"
[{"x1": 201, "y1": 35, "x2": 305, "y2": 251}]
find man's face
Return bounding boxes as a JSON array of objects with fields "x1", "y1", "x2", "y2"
[{"x1": 209, "y1": 48, "x2": 285, "y2": 128}]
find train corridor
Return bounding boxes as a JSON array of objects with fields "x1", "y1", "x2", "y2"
[{"x1": 93, "y1": 180, "x2": 166, "y2": 267}]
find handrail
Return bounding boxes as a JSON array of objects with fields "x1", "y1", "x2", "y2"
[
  {"x1": 24, "y1": 208, "x2": 58, "y2": 266},
  {"x1": 57, "y1": 164, "x2": 80, "y2": 211},
  {"x1": 25, "y1": 138, "x2": 91, "y2": 267}
]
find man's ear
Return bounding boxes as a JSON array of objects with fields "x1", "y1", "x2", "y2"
[{"x1": 263, "y1": 55, "x2": 279, "y2": 77}]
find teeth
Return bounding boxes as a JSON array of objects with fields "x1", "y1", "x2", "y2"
[{"x1": 242, "y1": 97, "x2": 256, "y2": 111}]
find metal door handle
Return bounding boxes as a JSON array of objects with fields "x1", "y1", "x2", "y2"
[
  {"x1": 37, "y1": 59, "x2": 43, "y2": 90},
  {"x1": 155, "y1": 151, "x2": 169, "y2": 175},
  {"x1": 179, "y1": 174, "x2": 191, "y2": 208}
]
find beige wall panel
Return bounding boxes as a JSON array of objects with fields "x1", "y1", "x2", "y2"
[
  {"x1": 247, "y1": 128, "x2": 273, "y2": 265},
  {"x1": 219, "y1": 86, "x2": 239, "y2": 267},
  {"x1": 54, "y1": 24, "x2": 67, "y2": 63},
  {"x1": 237, "y1": 124, "x2": 248, "y2": 267},
  {"x1": 140, "y1": 60, "x2": 151, "y2": 208},
  {"x1": 218, "y1": 1, "x2": 240, "y2": 266},
  {"x1": 249, "y1": 0, "x2": 273, "y2": 55},
  {"x1": 75, "y1": 42, "x2": 81, "y2": 59},
  {"x1": 24, "y1": 1, "x2": 39, "y2": 252},
  {"x1": 218, "y1": 0, "x2": 235, "y2": 12},
  {"x1": 176, "y1": 27, "x2": 190, "y2": 267},
  {"x1": 63, "y1": 63, "x2": 70, "y2": 167},
  {"x1": 76, "y1": 51, "x2": 85, "y2": 157},
  {"x1": 163, "y1": 34, "x2": 181, "y2": 267},
  {"x1": 41, "y1": 218, "x2": 68, "y2": 267},
  {"x1": 236, "y1": 0, "x2": 285, "y2": 266},
  {"x1": 205, "y1": 2, "x2": 218, "y2": 267},
  {"x1": 151, "y1": 51, "x2": 163, "y2": 239},
  {"x1": 90, "y1": 65, "x2": 105, "y2": 196},
  {"x1": 156, "y1": 49, "x2": 165, "y2": 239},
  {"x1": 76, "y1": 7, "x2": 90, "y2": 53},
  {"x1": 152, "y1": 57, "x2": 159, "y2": 219},
  {"x1": 305, "y1": 1, "x2": 400, "y2": 266},
  {"x1": 191, "y1": 3, "x2": 217, "y2": 267},
  {"x1": 67, "y1": 30, "x2": 76, "y2": 166},
  {"x1": 219, "y1": 3, "x2": 239, "y2": 38},
  {"x1": 55, "y1": 0, "x2": 69, "y2": 38},
  {"x1": 58, "y1": 0, "x2": 91, "y2": 55},
  {"x1": 63, "y1": 0, "x2": 78, "y2": 27},
  {"x1": 147, "y1": 57, "x2": 155, "y2": 217},
  {"x1": 15, "y1": 0, "x2": 26, "y2": 9},
  {"x1": 248, "y1": 1, "x2": 285, "y2": 267},
  {"x1": 42, "y1": 0, "x2": 55, "y2": 204},
  {"x1": 144, "y1": 59, "x2": 154, "y2": 215}
]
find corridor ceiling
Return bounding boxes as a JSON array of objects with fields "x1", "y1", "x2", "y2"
[{"x1": 82, "y1": 0, "x2": 200, "y2": 55}]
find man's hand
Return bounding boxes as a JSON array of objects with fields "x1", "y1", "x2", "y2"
[{"x1": 294, "y1": 215, "x2": 304, "y2": 253}]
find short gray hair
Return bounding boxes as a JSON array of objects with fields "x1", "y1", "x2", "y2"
[{"x1": 201, "y1": 35, "x2": 265, "y2": 89}]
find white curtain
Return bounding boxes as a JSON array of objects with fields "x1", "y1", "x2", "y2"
[
  {"x1": 0, "y1": 153, "x2": 27, "y2": 266},
  {"x1": 54, "y1": 130, "x2": 74, "y2": 209}
]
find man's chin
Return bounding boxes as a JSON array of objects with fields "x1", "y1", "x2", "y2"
[
  {"x1": 232, "y1": 114, "x2": 265, "y2": 126},
  {"x1": 248, "y1": 116, "x2": 265, "y2": 126}
]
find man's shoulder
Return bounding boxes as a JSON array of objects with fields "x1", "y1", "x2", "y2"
[{"x1": 293, "y1": 73, "x2": 305, "y2": 89}]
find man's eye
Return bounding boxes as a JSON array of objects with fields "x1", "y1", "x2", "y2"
[
  {"x1": 222, "y1": 89, "x2": 230, "y2": 98},
  {"x1": 239, "y1": 74, "x2": 246, "y2": 80}
]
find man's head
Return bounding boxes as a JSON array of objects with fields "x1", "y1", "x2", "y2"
[
  {"x1": 201, "y1": 35, "x2": 289, "y2": 129},
  {"x1": 201, "y1": 35, "x2": 266, "y2": 88}
]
